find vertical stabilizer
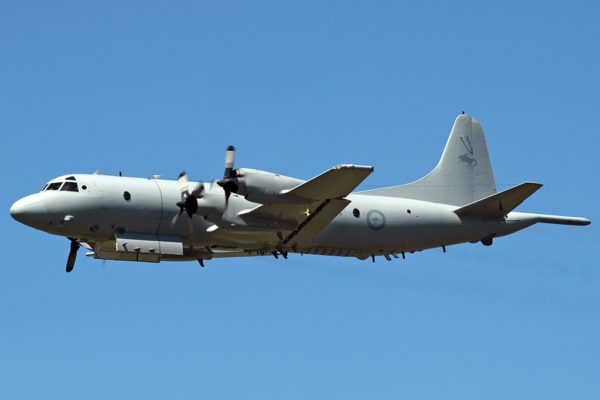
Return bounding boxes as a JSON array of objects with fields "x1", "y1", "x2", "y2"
[{"x1": 361, "y1": 113, "x2": 496, "y2": 205}]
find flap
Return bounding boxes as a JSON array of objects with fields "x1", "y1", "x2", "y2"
[
  {"x1": 454, "y1": 182, "x2": 543, "y2": 218},
  {"x1": 282, "y1": 198, "x2": 351, "y2": 246},
  {"x1": 279, "y1": 164, "x2": 373, "y2": 202},
  {"x1": 237, "y1": 199, "x2": 350, "y2": 247}
]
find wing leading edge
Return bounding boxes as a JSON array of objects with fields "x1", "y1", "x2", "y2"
[{"x1": 279, "y1": 164, "x2": 374, "y2": 203}]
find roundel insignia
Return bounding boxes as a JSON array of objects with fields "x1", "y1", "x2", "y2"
[{"x1": 366, "y1": 209, "x2": 386, "y2": 230}]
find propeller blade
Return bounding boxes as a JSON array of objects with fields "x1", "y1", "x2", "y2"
[
  {"x1": 217, "y1": 145, "x2": 240, "y2": 207},
  {"x1": 187, "y1": 214, "x2": 194, "y2": 233},
  {"x1": 170, "y1": 211, "x2": 194, "y2": 233},
  {"x1": 177, "y1": 171, "x2": 189, "y2": 195},
  {"x1": 224, "y1": 189, "x2": 231, "y2": 206},
  {"x1": 191, "y1": 182, "x2": 205, "y2": 198},
  {"x1": 66, "y1": 239, "x2": 79, "y2": 273},
  {"x1": 185, "y1": 196, "x2": 198, "y2": 216},
  {"x1": 170, "y1": 213, "x2": 179, "y2": 227},
  {"x1": 217, "y1": 178, "x2": 238, "y2": 206},
  {"x1": 223, "y1": 145, "x2": 236, "y2": 178}
]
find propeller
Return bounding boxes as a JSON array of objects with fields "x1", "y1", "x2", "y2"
[
  {"x1": 216, "y1": 145, "x2": 239, "y2": 205},
  {"x1": 176, "y1": 171, "x2": 206, "y2": 217},
  {"x1": 174, "y1": 146, "x2": 237, "y2": 226},
  {"x1": 66, "y1": 238, "x2": 79, "y2": 273}
]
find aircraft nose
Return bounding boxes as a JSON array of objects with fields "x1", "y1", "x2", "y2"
[{"x1": 10, "y1": 195, "x2": 48, "y2": 226}]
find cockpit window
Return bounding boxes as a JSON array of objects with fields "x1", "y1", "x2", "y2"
[
  {"x1": 61, "y1": 181, "x2": 78, "y2": 192},
  {"x1": 46, "y1": 182, "x2": 62, "y2": 191},
  {"x1": 41, "y1": 184, "x2": 48, "y2": 192},
  {"x1": 65, "y1": 176, "x2": 76, "y2": 181}
]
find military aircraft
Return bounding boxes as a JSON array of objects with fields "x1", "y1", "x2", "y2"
[{"x1": 10, "y1": 113, "x2": 590, "y2": 272}]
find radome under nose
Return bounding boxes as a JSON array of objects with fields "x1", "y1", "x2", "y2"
[{"x1": 10, "y1": 195, "x2": 48, "y2": 227}]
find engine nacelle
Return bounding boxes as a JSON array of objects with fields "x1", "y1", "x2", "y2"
[{"x1": 234, "y1": 168, "x2": 305, "y2": 204}]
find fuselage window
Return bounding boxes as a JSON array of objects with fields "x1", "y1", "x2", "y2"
[
  {"x1": 61, "y1": 181, "x2": 79, "y2": 192},
  {"x1": 46, "y1": 182, "x2": 62, "y2": 191}
]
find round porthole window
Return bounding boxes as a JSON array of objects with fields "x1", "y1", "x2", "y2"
[
  {"x1": 82, "y1": 185, "x2": 87, "y2": 190},
  {"x1": 352, "y1": 208, "x2": 360, "y2": 218},
  {"x1": 123, "y1": 191, "x2": 131, "y2": 201}
]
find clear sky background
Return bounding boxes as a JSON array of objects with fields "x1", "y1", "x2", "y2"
[{"x1": 1, "y1": 1, "x2": 598, "y2": 399}]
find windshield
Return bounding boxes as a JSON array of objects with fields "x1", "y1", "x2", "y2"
[
  {"x1": 44, "y1": 177, "x2": 79, "y2": 192},
  {"x1": 46, "y1": 182, "x2": 62, "y2": 191},
  {"x1": 61, "y1": 181, "x2": 78, "y2": 192}
]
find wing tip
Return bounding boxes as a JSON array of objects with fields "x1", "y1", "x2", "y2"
[{"x1": 335, "y1": 164, "x2": 374, "y2": 172}]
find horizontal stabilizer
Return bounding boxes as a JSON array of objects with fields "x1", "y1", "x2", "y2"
[{"x1": 454, "y1": 182, "x2": 543, "y2": 218}]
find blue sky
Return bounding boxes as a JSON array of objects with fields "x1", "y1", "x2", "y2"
[{"x1": 1, "y1": 1, "x2": 598, "y2": 398}]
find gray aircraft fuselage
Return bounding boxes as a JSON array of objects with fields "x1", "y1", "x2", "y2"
[{"x1": 9, "y1": 114, "x2": 590, "y2": 270}]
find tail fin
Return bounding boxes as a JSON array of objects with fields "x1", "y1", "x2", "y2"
[{"x1": 362, "y1": 113, "x2": 496, "y2": 205}]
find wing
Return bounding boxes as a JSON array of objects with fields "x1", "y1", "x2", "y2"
[
  {"x1": 278, "y1": 164, "x2": 374, "y2": 203},
  {"x1": 237, "y1": 164, "x2": 373, "y2": 245}
]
